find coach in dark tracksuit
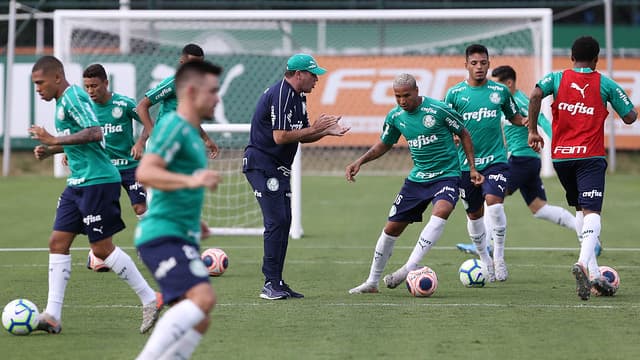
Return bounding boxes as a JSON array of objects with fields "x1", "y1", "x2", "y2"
[{"x1": 243, "y1": 53, "x2": 349, "y2": 300}]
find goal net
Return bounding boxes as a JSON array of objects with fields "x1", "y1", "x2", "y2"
[{"x1": 53, "y1": 9, "x2": 552, "y2": 237}]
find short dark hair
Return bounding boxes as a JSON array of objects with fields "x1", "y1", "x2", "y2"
[
  {"x1": 83, "y1": 63, "x2": 108, "y2": 81},
  {"x1": 175, "y1": 60, "x2": 223, "y2": 90},
  {"x1": 571, "y1": 36, "x2": 600, "y2": 62},
  {"x1": 465, "y1": 44, "x2": 489, "y2": 59},
  {"x1": 182, "y1": 43, "x2": 205, "y2": 57},
  {"x1": 32, "y1": 55, "x2": 64, "y2": 75},
  {"x1": 491, "y1": 65, "x2": 516, "y2": 82}
]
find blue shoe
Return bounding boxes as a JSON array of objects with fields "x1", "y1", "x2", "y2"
[
  {"x1": 595, "y1": 242, "x2": 602, "y2": 257},
  {"x1": 456, "y1": 243, "x2": 493, "y2": 257},
  {"x1": 281, "y1": 281, "x2": 304, "y2": 299},
  {"x1": 456, "y1": 243, "x2": 478, "y2": 255},
  {"x1": 259, "y1": 282, "x2": 289, "y2": 300}
]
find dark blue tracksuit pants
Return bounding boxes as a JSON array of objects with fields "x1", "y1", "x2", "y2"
[{"x1": 245, "y1": 169, "x2": 292, "y2": 284}]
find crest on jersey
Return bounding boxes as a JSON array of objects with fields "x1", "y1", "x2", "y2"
[
  {"x1": 266, "y1": 177, "x2": 279, "y2": 192},
  {"x1": 111, "y1": 106, "x2": 123, "y2": 119},
  {"x1": 56, "y1": 106, "x2": 65, "y2": 120},
  {"x1": 422, "y1": 115, "x2": 435, "y2": 128},
  {"x1": 489, "y1": 92, "x2": 501, "y2": 104}
]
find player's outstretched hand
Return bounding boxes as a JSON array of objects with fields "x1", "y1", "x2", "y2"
[
  {"x1": 470, "y1": 170, "x2": 484, "y2": 186},
  {"x1": 345, "y1": 162, "x2": 361, "y2": 182},
  {"x1": 131, "y1": 142, "x2": 145, "y2": 160},
  {"x1": 205, "y1": 140, "x2": 219, "y2": 160},
  {"x1": 29, "y1": 125, "x2": 56, "y2": 145},
  {"x1": 33, "y1": 145, "x2": 51, "y2": 160},
  {"x1": 528, "y1": 131, "x2": 544, "y2": 153},
  {"x1": 326, "y1": 119, "x2": 350, "y2": 137},
  {"x1": 191, "y1": 169, "x2": 221, "y2": 191}
]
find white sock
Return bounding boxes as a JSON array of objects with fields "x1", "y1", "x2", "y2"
[
  {"x1": 158, "y1": 328, "x2": 203, "y2": 360},
  {"x1": 578, "y1": 213, "x2": 601, "y2": 278},
  {"x1": 136, "y1": 299, "x2": 205, "y2": 360},
  {"x1": 104, "y1": 247, "x2": 157, "y2": 305},
  {"x1": 486, "y1": 204, "x2": 507, "y2": 261},
  {"x1": 365, "y1": 231, "x2": 397, "y2": 285},
  {"x1": 575, "y1": 211, "x2": 584, "y2": 242},
  {"x1": 534, "y1": 204, "x2": 576, "y2": 231},
  {"x1": 406, "y1": 216, "x2": 447, "y2": 270},
  {"x1": 45, "y1": 254, "x2": 72, "y2": 321},
  {"x1": 483, "y1": 203, "x2": 493, "y2": 247},
  {"x1": 467, "y1": 217, "x2": 492, "y2": 266}
]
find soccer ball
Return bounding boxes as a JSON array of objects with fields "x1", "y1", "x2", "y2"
[
  {"x1": 86, "y1": 250, "x2": 110, "y2": 272},
  {"x1": 2, "y1": 299, "x2": 39, "y2": 335},
  {"x1": 459, "y1": 258, "x2": 486, "y2": 287},
  {"x1": 405, "y1": 266, "x2": 438, "y2": 297},
  {"x1": 591, "y1": 265, "x2": 620, "y2": 296},
  {"x1": 201, "y1": 248, "x2": 229, "y2": 276}
]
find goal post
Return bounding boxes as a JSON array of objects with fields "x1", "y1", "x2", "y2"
[{"x1": 52, "y1": 9, "x2": 552, "y2": 237}]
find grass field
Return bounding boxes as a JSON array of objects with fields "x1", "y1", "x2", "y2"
[{"x1": 1, "y1": 174, "x2": 639, "y2": 359}]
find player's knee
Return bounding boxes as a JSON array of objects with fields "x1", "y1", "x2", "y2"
[{"x1": 133, "y1": 203, "x2": 147, "y2": 216}]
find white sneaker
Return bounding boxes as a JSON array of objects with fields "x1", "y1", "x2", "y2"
[
  {"x1": 348, "y1": 282, "x2": 379, "y2": 294},
  {"x1": 383, "y1": 266, "x2": 409, "y2": 289},
  {"x1": 484, "y1": 261, "x2": 496, "y2": 283},
  {"x1": 140, "y1": 300, "x2": 160, "y2": 333},
  {"x1": 494, "y1": 259, "x2": 508, "y2": 282}
]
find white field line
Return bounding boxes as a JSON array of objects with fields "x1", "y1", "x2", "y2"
[
  {"x1": 63, "y1": 302, "x2": 640, "y2": 310},
  {"x1": 2, "y1": 246, "x2": 640, "y2": 252}
]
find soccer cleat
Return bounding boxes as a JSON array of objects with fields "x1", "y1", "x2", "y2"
[
  {"x1": 155, "y1": 292, "x2": 164, "y2": 310},
  {"x1": 140, "y1": 300, "x2": 160, "y2": 334},
  {"x1": 383, "y1": 266, "x2": 409, "y2": 289},
  {"x1": 280, "y1": 281, "x2": 304, "y2": 299},
  {"x1": 494, "y1": 259, "x2": 508, "y2": 282},
  {"x1": 35, "y1": 312, "x2": 62, "y2": 334},
  {"x1": 572, "y1": 263, "x2": 591, "y2": 301},
  {"x1": 591, "y1": 277, "x2": 616, "y2": 297},
  {"x1": 348, "y1": 282, "x2": 379, "y2": 294},
  {"x1": 485, "y1": 261, "x2": 496, "y2": 283},
  {"x1": 456, "y1": 243, "x2": 494, "y2": 257},
  {"x1": 259, "y1": 282, "x2": 289, "y2": 300}
]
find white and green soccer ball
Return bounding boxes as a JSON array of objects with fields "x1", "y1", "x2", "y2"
[
  {"x1": 2, "y1": 299, "x2": 39, "y2": 335},
  {"x1": 459, "y1": 258, "x2": 486, "y2": 287}
]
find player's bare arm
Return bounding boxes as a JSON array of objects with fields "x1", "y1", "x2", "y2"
[
  {"x1": 33, "y1": 144, "x2": 64, "y2": 160},
  {"x1": 508, "y1": 113, "x2": 526, "y2": 126},
  {"x1": 622, "y1": 109, "x2": 637, "y2": 125},
  {"x1": 137, "y1": 153, "x2": 221, "y2": 191},
  {"x1": 527, "y1": 86, "x2": 544, "y2": 152},
  {"x1": 198, "y1": 126, "x2": 219, "y2": 159},
  {"x1": 29, "y1": 125, "x2": 103, "y2": 146},
  {"x1": 131, "y1": 112, "x2": 154, "y2": 160},
  {"x1": 345, "y1": 141, "x2": 393, "y2": 182},
  {"x1": 273, "y1": 114, "x2": 347, "y2": 144},
  {"x1": 457, "y1": 128, "x2": 484, "y2": 186}
]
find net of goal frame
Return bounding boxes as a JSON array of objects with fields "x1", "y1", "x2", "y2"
[{"x1": 53, "y1": 9, "x2": 552, "y2": 237}]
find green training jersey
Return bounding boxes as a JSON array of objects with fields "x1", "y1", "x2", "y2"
[
  {"x1": 134, "y1": 112, "x2": 207, "y2": 247},
  {"x1": 503, "y1": 89, "x2": 552, "y2": 158},
  {"x1": 93, "y1": 93, "x2": 142, "y2": 170},
  {"x1": 55, "y1": 85, "x2": 120, "y2": 187},
  {"x1": 144, "y1": 75, "x2": 176, "y2": 125},
  {"x1": 444, "y1": 80, "x2": 519, "y2": 171},
  {"x1": 537, "y1": 68, "x2": 635, "y2": 122},
  {"x1": 381, "y1": 96, "x2": 466, "y2": 182}
]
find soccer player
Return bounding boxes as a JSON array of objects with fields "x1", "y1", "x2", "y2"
[
  {"x1": 28, "y1": 55, "x2": 160, "y2": 334},
  {"x1": 136, "y1": 43, "x2": 218, "y2": 158},
  {"x1": 348, "y1": 73, "x2": 483, "y2": 294},
  {"x1": 444, "y1": 44, "x2": 525, "y2": 282},
  {"x1": 456, "y1": 65, "x2": 583, "y2": 255},
  {"x1": 83, "y1": 63, "x2": 150, "y2": 217},
  {"x1": 528, "y1": 36, "x2": 637, "y2": 300},
  {"x1": 134, "y1": 60, "x2": 223, "y2": 359},
  {"x1": 243, "y1": 53, "x2": 349, "y2": 300}
]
